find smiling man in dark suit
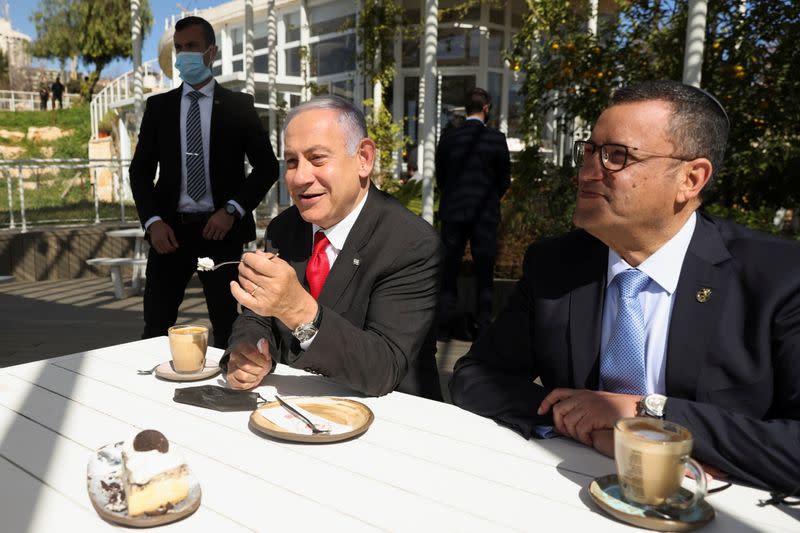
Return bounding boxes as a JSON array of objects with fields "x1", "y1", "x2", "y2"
[
  {"x1": 221, "y1": 95, "x2": 443, "y2": 399},
  {"x1": 130, "y1": 16, "x2": 278, "y2": 349},
  {"x1": 450, "y1": 80, "x2": 800, "y2": 492}
]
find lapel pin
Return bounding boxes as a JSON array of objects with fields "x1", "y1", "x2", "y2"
[
  {"x1": 353, "y1": 258, "x2": 360, "y2": 266},
  {"x1": 696, "y1": 287, "x2": 712, "y2": 303}
]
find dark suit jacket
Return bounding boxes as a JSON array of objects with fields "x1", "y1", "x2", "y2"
[
  {"x1": 225, "y1": 187, "x2": 444, "y2": 399},
  {"x1": 450, "y1": 212, "x2": 800, "y2": 492},
  {"x1": 129, "y1": 82, "x2": 278, "y2": 244},
  {"x1": 435, "y1": 120, "x2": 511, "y2": 224}
]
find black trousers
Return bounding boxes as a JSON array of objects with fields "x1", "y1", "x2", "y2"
[
  {"x1": 142, "y1": 220, "x2": 242, "y2": 349},
  {"x1": 440, "y1": 219, "x2": 498, "y2": 333}
]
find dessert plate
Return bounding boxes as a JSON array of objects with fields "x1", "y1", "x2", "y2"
[
  {"x1": 86, "y1": 441, "x2": 201, "y2": 527},
  {"x1": 589, "y1": 474, "x2": 715, "y2": 531},
  {"x1": 154, "y1": 360, "x2": 221, "y2": 382},
  {"x1": 250, "y1": 396, "x2": 374, "y2": 443}
]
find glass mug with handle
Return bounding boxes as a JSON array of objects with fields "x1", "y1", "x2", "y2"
[{"x1": 614, "y1": 417, "x2": 707, "y2": 511}]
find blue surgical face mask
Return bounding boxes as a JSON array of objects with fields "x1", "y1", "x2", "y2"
[{"x1": 175, "y1": 49, "x2": 213, "y2": 85}]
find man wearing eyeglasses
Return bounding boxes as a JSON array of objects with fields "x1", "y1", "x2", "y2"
[{"x1": 449, "y1": 80, "x2": 800, "y2": 493}]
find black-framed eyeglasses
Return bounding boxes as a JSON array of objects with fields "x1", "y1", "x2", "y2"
[{"x1": 573, "y1": 140, "x2": 692, "y2": 172}]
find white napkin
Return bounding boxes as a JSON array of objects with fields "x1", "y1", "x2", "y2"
[{"x1": 258, "y1": 398, "x2": 353, "y2": 435}]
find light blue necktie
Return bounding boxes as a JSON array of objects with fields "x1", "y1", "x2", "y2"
[
  {"x1": 185, "y1": 91, "x2": 206, "y2": 201},
  {"x1": 600, "y1": 269, "x2": 651, "y2": 395}
]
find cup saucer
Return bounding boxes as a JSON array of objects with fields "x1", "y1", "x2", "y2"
[
  {"x1": 589, "y1": 474, "x2": 715, "y2": 532},
  {"x1": 155, "y1": 360, "x2": 221, "y2": 382}
]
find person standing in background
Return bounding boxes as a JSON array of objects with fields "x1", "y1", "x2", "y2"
[
  {"x1": 435, "y1": 88, "x2": 511, "y2": 341},
  {"x1": 51, "y1": 77, "x2": 64, "y2": 109},
  {"x1": 129, "y1": 16, "x2": 279, "y2": 348}
]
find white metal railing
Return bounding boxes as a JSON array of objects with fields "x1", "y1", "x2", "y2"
[
  {"x1": 90, "y1": 59, "x2": 170, "y2": 139},
  {"x1": 0, "y1": 90, "x2": 75, "y2": 112},
  {"x1": 0, "y1": 158, "x2": 133, "y2": 233}
]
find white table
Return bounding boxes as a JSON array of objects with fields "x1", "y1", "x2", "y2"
[{"x1": 0, "y1": 337, "x2": 796, "y2": 532}]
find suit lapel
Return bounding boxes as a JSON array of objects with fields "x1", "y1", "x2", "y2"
[
  {"x1": 169, "y1": 86, "x2": 183, "y2": 181},
  {"x1": 209, "y1": 83, "x2": 224, "y2": 203},
  {"x1": 317, "y1": 188, "x2": 381, "y2": 309},
  {"x1": 569, "y1": 236, "x2": 608, "y2": 389},
  {"x1": 664, "y1": 213, "x2": 731, "y2": 399},
  {"x1": 282, "y1": 212, "x2": 313, "y2": 286}
]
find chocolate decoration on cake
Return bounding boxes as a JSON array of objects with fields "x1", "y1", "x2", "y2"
[{"x1": 132, "y1": 429, "x2": 169, "y2": 453}]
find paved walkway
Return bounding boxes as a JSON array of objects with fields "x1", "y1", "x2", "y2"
[{"x1": 0, "y1": 276, "x2": 471, "y2": 401}]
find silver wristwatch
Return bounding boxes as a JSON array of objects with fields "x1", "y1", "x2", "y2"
[
  {"x1": 292, "y1": 305, "x2": 322, "y2": 343},
  {"x1": 637, "y1": 394, "x2": 667, "y2": 419}
]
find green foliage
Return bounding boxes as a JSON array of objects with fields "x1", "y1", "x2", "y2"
[
  {"x1": 0, "y1": 49, "x2": 8, "y2": 89},
  {"x1": 508, "y1": 0, "x2": 800, "y2": 241},
  {"x1": 496, "y1": 147, "x2": 576, "y2": 277},
  {"x1": 0, "y1": 104, "x2": 92, "y2": 159},
  {"x1": 363, "y1": 98, "x2": 405, "y2": 188},
  {"x1": 30, "y1": 0, "x2": 82, "y2": 66},
  {"x1": 30, "y1": 0, "x2": 154, "y2": 97},
  {"x1": 356, "y1": 0, "x2": 405, "y2": 87}
]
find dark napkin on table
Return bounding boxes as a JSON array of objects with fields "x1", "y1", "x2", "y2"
[{"x1": 173, "y1": 385, "x2": 262, "y2": 412}]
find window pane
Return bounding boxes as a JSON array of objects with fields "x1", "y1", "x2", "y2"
[
  {"x1": 438, "y1": 28, "x2": 480, "y2": 66},
  {"x1": 284, "y1": 12, "x2": 300, "y2": 42},
  {"x1": 231, "y1": 27, "x2": 243, "y2": 55},
  {"x1": 508, "y1": 78, "x2": 523, "y2": 136},
  {"x1": 310, "y1": 35, "x2": 356, "y2": 76},
  {"x1": 490, "y1": 6, "x2": 504, "y2": 25},
  {"x1": 285, "y1": 47, "x2": 301, "y2": 76},
  {"x1": 488, "y1": 72, "x2": 503, "y2": 129},
  {"x1": 308, "y1": 0, "x2": 355, "y2": 37},
  {"x1": 402, "y1": 34, "x2": 419, "y2": 68},
  {"x1": 254, "y1": 54, "x2": 268, "y2": 73},
  {"x1": 254, "y1": 20, "x2": 268, "y2": 50},
  {"x1": 233, "y1": 59, "x2": 243, "y2": 72},
  {"x1": 489, "y1": 31, "x2": 504, "y2": 68},
  {"x1": 331, "y1": 79, "x2": 354, "y2": 101},
  {"x1": 212, "y1": 63, "x2": 222, "y2": 76},
  {"x1": 440, "y1": 75, "x2": 475, "y2": 133},
  {"x1": 403, "y1": 76, "x2": 420, "y2": 155},
  {"x1": 511, "y1": 0, "x2": 526, "y2": 28}
]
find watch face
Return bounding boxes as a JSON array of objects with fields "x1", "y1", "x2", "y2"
[
  {"x1": 293, "y1": 324, "x2": 318, "y2": 342},
  {"x1": 645, "y1": 395, "x2": 667, "y2": 416}
]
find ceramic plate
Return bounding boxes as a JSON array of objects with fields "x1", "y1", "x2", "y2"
[
  {"x1": 250, "y1": 397, "x2": 374, "y2": 443},
  {"x1": 589, "y1": 474, "x2": 715, "y2": 532},
  {"x1": 86, "y1": 441, "x2": 201, "y2": 527},
  {"x1": 155, "y1": 360, "x2": 221, "y2": 382}
]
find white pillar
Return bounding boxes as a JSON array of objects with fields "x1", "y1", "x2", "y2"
[
  {"x1": 588, "y1": 0, "x2": 599, "y2": 36},
  {"x1": 130, "y1": 0, "x2": 144, "y2": 132},
  {"x1": 266, "y1": 0, "x2": 279, "y2": 216},
  {"x1": 244, "y1": 0, "x2": 255, "y2": 95},
  {"x1": 299, "y1": 0, "x2": 310, "y2": 101},
  {"x1": 682, "y1": 0, "x2": 708, "y2": 87},
  {"x1": 420, "y1": 0, "x2": 438, "y2": 225}
]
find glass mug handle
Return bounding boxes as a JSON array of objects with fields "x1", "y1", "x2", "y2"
[{"x1": 668, "y1": 456, "x2": 707, "y2": 510}]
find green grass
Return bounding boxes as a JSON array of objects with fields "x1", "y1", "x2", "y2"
[
  {"x1": 0, "y1": 104, "x2": 102, "y2": 226},
  {"x1": 0, "y1": 104, "x2": 91, "y2": 160}
]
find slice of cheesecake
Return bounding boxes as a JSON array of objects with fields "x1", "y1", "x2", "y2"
[{"x1": 121, "y1": 430, "x2": 190, "y2": 517}]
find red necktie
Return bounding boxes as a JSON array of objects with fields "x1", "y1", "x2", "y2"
[{"x1": 306, "y1": 231, "x2": 330, "y2": 300}]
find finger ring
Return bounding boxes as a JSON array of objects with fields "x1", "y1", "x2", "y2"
[{"x1": 249, "y1": 285, "x2": 259, "y2": 297}]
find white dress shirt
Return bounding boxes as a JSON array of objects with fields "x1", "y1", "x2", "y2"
[
  {"x1": 299, "y1": 189, "x2": 370, "y2": 349},
  {"x1": 601, "y1": 212, "x2": 697, "y2": 394},
  {"x1": 144, "y1": 80, "x2": 243, "y2": 229}
]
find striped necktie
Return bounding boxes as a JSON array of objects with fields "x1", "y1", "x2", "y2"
[
  {"x1": 599, "y1": 269, "x2": 651, "y2": 395},
  {"x1": 185, "y1": 91, "x2": 206, "y2": 202}
]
